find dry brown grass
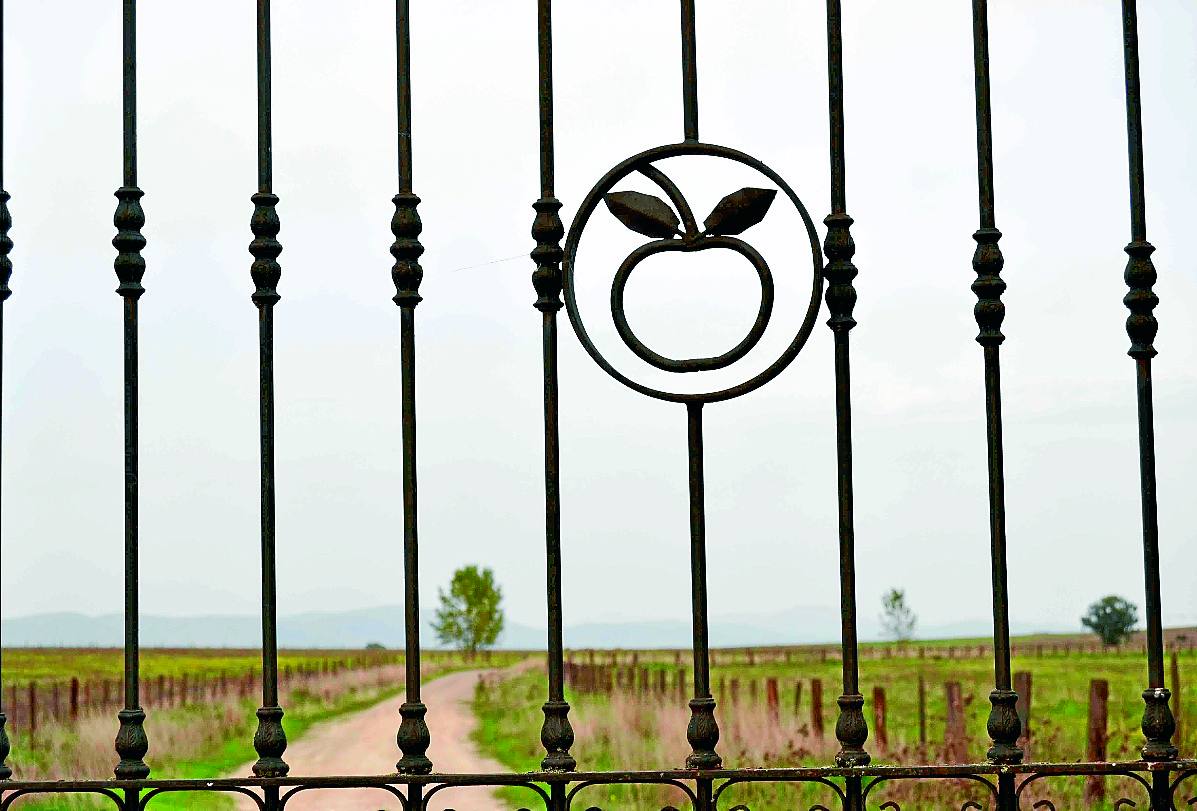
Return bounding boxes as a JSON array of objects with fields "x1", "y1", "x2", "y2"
[{"x1": 7, "y1": 663, "x2": 409, "y2": 782}]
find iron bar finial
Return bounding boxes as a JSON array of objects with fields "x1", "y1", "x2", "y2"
[
  {"x1": 1119, "y1": 0, "x2": 1177, "y2": 773},
  {"x1": 823, "y1": 0, "x2": 869, "y2": 779},
  {"x1": 249, "y1": 0, "x2": 288, "y2": 782},
  {"x1": 112, "y1": 0, "x2": 149, "y2": 782},
  {"x1": 969, "y1": 0, "x2": 1022, "y2": 775},
  {"x1": 393, "y1": 0, "x2": 432, "y2": 778},
  {"x1": 532, "y1": 0, "x2": 576, "y2": 780}
]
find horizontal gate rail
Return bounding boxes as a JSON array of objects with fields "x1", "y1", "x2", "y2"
[{"x1": 0, "y1": 0, "x2": 1189, "y2": 809}]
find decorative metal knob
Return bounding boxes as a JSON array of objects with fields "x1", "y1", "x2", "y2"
[
  {"x1": 971, "y1": 227, "x2": 1005, "y2": 347},
  {"x1": 249, "y1": 192, "x2": 282, "y2": 307},
  {"x1": 113, "y1": 187, "x2": 147, "y2": 300},
  {"x1": 391, "y1": 192, "x2": 424, "y2": 308},
  {"x1": 1123, "y1": 240, "x2": 1158, "y2": 359}
]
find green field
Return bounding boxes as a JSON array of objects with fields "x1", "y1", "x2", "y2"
[
  {"x1": 0, "y1": 647, "x2": 414, "y2": 683},
  {"x1": 474, "y1": 644, "x2": 1196, "y2": 811},
  {"x1": 0, "y1": 648, "x2": 522, "y2": 811},
  {"x1": 0, "y1": 643, "x2": 1191, "y2": 809}
]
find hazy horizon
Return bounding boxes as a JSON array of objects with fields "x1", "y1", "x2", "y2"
[{"x1": 2, "y1": 600, "x2": 1145, "y2": 650}]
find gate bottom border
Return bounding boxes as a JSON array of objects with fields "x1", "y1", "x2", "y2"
[{"x1": 0, "y1": 761, "x2": 1194, "y2": 810}]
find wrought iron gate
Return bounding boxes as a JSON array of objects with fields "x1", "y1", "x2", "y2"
[{"x1": 0, "y1": 0, "x2": 1192, "y2": 809}]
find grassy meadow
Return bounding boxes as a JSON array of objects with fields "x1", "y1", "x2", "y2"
[
  {"x1": 0, "y1": 648, "x2": 521, "y2": 811},
  {"x1": 0, "y1": 640, "x2": 1193, "y2": 809},
  {"x1": 473, "y1": 642, "x2": 1196, "y2": 811},
  {"x1": 0, "y1": 648, "x2": 404, "y2": 683}
]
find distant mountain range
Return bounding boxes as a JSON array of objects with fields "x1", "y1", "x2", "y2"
[{"x1": 0, "y1": 605, "x2": 1076, "y2": 649}]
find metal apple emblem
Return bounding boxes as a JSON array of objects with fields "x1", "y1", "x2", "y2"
[{"x1": 603, "y1": 186, "x2": 777, "y2": 372}]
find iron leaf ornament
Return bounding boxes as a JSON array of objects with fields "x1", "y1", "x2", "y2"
[
  {"x1": 605, "y1": 185, "x2": 777, "y2": 243},
  {"x1": 703, "y1": 187, "x2": 776, "y2": 235},
  {"x1": 604, "y1": 191, "x2": 681, "y2": 238}
]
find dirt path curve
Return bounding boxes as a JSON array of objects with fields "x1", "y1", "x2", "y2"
[{"x1": 232, "y1": 669, "x2": 508, "y2": 811}]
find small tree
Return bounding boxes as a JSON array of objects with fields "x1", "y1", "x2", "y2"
[
  {"x1": 1081, "y1": 595, "x2": 1138, "y2": 646},
  {"x1": 880, "y1": 588, "x2": 917, "y2": 642},
  {"x1": 432, "y1": 565, "x2": 505, "y2": 657}
]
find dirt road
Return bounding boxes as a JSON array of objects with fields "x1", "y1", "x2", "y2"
[{"x1": 232, "y1": 670, "x2": 508, "y2": 811}]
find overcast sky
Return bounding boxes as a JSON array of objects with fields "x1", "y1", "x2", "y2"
[{"x1": 2, "y1": 1, "x2": 1194, "y2": 641}]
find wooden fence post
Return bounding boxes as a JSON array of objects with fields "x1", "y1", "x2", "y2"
[
  {"x1": 70, "y1": 678, "x2": 80, "y2": 720},
  {"x1": 749, "y1": 679, "x2": 759, "y2": 705},
  {"x1": 944, "y1": 681, "x2": 966, "y2": 762},
  {"x1": 1084, "y1": 679, "x2": 1109, "y2": 806},
  {"x1": 1171, "y1": 651, "x2": 1183, "y2": 744},
  {"x1": 730, "y1": 678, "x2": 740, "y2": 707},
  {"x1": 793, "y1": 680, "x2": 803, "y2": 719},
  {"x1": 51, "y1": 682, "x2": 60, "y2": 720},
  {"x1": 872, "y1": 686, "x2": 888, "y2": 752},
  {"x1": 811, "y1": 678, "x2": 824, "y2": 739},
  {"x1": 766, "y1": 678, "x2": 780, "y2": 725},
  {"x1": 28, "y1": 682, "x2": 37, "y2": 740},
  {"x1": 1014, "y1": 670, "x2": 1032, "y2": 757},
  {"x1": 917, "y1": 674, "x2": 927, "y2": 748}
]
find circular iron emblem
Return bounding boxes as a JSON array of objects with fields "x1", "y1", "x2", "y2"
[{"x1": 563, "y1": 142, "x2": 824, "y2": 404}]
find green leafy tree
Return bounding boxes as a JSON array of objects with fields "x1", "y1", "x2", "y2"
[
  {"x1": 432, "y1": 565, "x2": 505, "y2": 657},
  {"x1": 1081, "y1": 595, "x2": 1139, "y2": 646},
  {"x1": 880, "y1": 587, "x2": 917, "y2": 642}
]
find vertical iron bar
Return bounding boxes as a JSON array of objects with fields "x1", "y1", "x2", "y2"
[
  {"x1": 679, "y1": 0, "x2": 698, "y2": 142},
  {"x1": 1121, "y1": 0, "x2": 1147, "y2": 247},
  {"x1": 392, "y1": 0, "x2": 431, "y2": 777},
  {"x1": 531, "y1": 0, "x2": 575, "y2": 781},
  {"x1": 825, "y1": 0, "x2": 847, "y2": 216},
  {"x1": 823, "y1": 2, "x2": 868, "y2": 792},
  {"x1": 684, "y1": 402, "x2": 720, "y2": 769},
  {"x1": 112, "y1": 0, "x2": 149, "y2": 782},
  {"x1": 969, "y1": 0, "x2": 1021, "y2": 777},
  {"x1": 1119, "y1": 0, "x2": 1177, "y2": 775},
  {"x1": 248, "y1": 2, "x2": 287, "y2": 782},
  {"x1": 0, "y1": 0, "x2": 11, "y2": 778}
]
